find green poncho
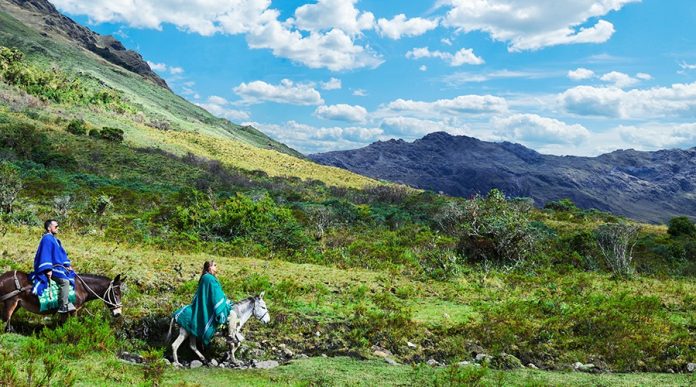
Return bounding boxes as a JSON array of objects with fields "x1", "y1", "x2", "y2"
[{"x1": 173, "y1": 273, "x2": 231, "y2": 346}]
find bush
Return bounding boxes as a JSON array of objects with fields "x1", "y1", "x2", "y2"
[
  {"x1": 668, "y1": 216, "x2": 696, "y2": 238},
  {"x1": 0, "y1": 161, "x2": 22, "y2": 213},
  {"x1": 40, "y1": 314, "x2": 117, "y2": 358},
  {"x1": 595, "y1": 222, "x2": 639, "y2": 278},
  {"x1": 436, "y1": 189, "x2": 544, "y2": 267},
  {"x1": 66, "y1": 119, "x2": 87, "y2": 136},
  {"x1": 419, "y1": 248, "x2": 463, "y2": 281},
  {"x1": 99, "y1": 127, "x2": 124, "y2": 143}
]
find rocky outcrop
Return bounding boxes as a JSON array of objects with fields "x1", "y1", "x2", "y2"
[
  {"x1": 310, "y1": 132, "x2": 696, "y2": 223},
  {"x1": 2, "y1": 0, "x2": 168, "y2": 89}
]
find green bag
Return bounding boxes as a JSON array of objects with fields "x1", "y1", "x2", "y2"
[{"x1": 38, "y1": 280, "x2": 76, "y2": 312}]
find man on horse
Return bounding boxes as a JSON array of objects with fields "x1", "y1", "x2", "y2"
[{"x1": 32, "y1": 219, "x2": 76, "y2": 313}]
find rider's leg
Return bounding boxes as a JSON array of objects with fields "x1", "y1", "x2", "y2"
[{"x1": 54, "y1": 278, "x2": 72, "y2": 313}]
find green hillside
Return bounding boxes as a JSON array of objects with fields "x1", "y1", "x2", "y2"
[{"x1": 0, "y1": 3, "x2": 695, "y2": 386}]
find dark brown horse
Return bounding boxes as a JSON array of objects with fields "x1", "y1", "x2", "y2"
[{"x1": 0, "y1": 271, "x2": 124, "y2": 332}]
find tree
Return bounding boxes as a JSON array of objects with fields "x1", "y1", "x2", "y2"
[
  {"x1": 595, "y1": 222, "x2": 639, "y2": 278},
  {"x1": 0, "y1": 162, "x2": 22, "y2": 213},
  {"x1": 667, "y1": 216, "x2": 696, "y2": 238}
]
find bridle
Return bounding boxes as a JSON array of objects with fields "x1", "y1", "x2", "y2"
[
  {"x1": 75, "y1": 273, "x2": 122, "y2": 310},
  {"x1": 253, "y1": 298, "x2": 268, "y2": 321}
]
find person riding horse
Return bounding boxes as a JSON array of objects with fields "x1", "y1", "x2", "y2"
[
  {"x1": 31, "y1": 219, "x2": 76, "y2": 313},
  {"x1": 172, "y1": 261, "x2": 231, "y2": 347}
]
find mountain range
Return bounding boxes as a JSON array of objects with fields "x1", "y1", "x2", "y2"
[{"x1": 310, "y1": 132, "x2": 696, "y2": 223}]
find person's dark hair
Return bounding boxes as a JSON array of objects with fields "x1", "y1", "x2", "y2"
[
  {"x1": 44, "y1": 219, "x2": 57, "y2": 232},
  {"x1": 201, "y1": 261, "x2": 215, "y2": 276}
]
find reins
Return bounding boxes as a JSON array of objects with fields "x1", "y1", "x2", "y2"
[{"x1": 74, "y1": 273, "x2": 122, "y2": 309}]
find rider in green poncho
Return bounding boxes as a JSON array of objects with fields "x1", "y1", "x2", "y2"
[{"x1": 173, "y1": 261, "x2": 231, "y2": 346}]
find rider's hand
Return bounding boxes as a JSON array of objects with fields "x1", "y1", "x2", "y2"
[{"x1": 46, "y1": 270, "x2": 52, "y2": 279}]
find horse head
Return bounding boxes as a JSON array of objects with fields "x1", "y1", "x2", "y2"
[
  {"x1": 253, "y1": 291, "x2": 270, "y2": 324},
  {"x1": 108, "y1": 274, "x2": 126, "y2": 317}
]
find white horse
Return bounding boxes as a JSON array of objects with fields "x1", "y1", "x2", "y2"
[{"x1": 167, "y1": 292, "x2": 270, "y2": 366}]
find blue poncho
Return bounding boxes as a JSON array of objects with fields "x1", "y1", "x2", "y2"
[{"x1": 30, "y1": 233, "x2": 75, "y2": 296}]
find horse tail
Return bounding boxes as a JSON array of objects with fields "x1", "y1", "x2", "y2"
[{"x1": 166, "y1": 317, "x2": 175, "y2": 342}]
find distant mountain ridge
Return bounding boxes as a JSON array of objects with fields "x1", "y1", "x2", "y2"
[
  {"x1": 1, "y1": 0, "x2": 168, "y2": 89},
  {"x1": 310, "y1": 132, "x2": 696, "y2": 223}
]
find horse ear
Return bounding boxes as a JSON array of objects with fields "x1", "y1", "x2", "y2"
[
  {"x1": 259, "y1": 291, "x2": 265, "y2": 299},
  {"x1": 120, "y1": 275, "x2": 127, "y2": 283},
  {"x1": 114, "y1": 274, "x2": 121, "y2": 283}
]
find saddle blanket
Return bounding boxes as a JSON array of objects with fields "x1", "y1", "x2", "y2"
[{"x1": 39, "y1": 280, "x2": 76, "y2": 312}]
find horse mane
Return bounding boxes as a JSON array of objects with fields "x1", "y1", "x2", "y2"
[{"x1": 78, "y1": 273, "x2": 113, "y2": 282}]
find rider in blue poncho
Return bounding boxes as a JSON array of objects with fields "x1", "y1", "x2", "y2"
[{"x1": 30, "y1": 219, "x2": 76, "y2": 313}]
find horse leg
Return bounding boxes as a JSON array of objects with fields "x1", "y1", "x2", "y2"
[
  {"x1": 230, "y1": 342, "x2": 240, "y2": 363},
  {"x1": 2, "y1": 298, "x2": 19, "y2": 333},
  {"x1": 172, "y1": 328, "x2": 187, "y2": 366},
  {"x1": 189, "y1": 334, "x2": 206, "y2": 363}
]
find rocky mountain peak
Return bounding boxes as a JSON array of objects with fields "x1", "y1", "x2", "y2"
[
  {"x1": 2, "y1": 0, "x2": 169, "y2": 89},
  {"x1": 310, "y1": 133, "x2": 696, "y2": 223}
]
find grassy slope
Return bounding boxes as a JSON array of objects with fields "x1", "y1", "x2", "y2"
[
  {"x1": 0, "y1": 345, "x2": 692, "y2": 387},
  {"x1": 1, "y1": 226, "x2": 694, "y2": 385}
]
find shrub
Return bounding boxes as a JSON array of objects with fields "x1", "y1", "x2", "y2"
[
  {"x1": 668, "y1": 216, "x2": 696, "y2": 238},
  {"x1": 66, "y1": 119, "x2": 87, "y2": 136},
  {"x1": 595, "y1": 222, "x2": 639, "y2": 278},
  {"x1": 40, "y1": 314, "x2": 117, "y2": 358},
  {"x1": 0, "y1": 162, "x2": 22, "y2": 213},
  {"x1": 99, "y1": 127, "x2": 124, "y2": 143},
  {"x1": 436, "y1": 189, "x2": 544, "y2": 267},
  {"x1": 419, "y1": 248, "x2": 463, "y2": 281}
]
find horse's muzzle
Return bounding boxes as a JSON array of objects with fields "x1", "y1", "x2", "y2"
[{"x1": 112, "y1": 307, "x2": 122, "y2": 317}]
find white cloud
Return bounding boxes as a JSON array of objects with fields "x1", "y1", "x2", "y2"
[
  {"x1": 207, "y1": 95, "x2": 229, "y2": 105},
  {"x1": 568, "y1": 67, "x2": 595, "y2": 81},
  {"x1": 443, "y1": 69, "x2": 550, "y2": 85},
  {"x1": 383, "y1": 95, "x2": 508, "y2": 116},
  {"x1": 197, "y1": 95, "x2": 250, "y2": 121},
  {"x1": 492, "y1": 113, "x2": 590, "y2": 145},
  {"x1": 352, "y1": 89, "x2": 368, "y2": 96},
  {"x1": 293, "y1": 0, "x2": 375, "y2": 36},
  {"x1": 441, "y1": 38, "x2": 452, "y2": 46},
  {"x1": 320, "y1": 78, "x2": 342, "y2": 90},
  {"x1": 560, "y1": 81, "x2": 696, "y2": 119},
  {"x1": 406, "y1": 47, "x2": 484, "y2": 66},
  {"x1": 147, "y1": 61, "x2": 185, "y2": 76},
  {"x1": 419, "y1": 65, "x2": 428, "y2": 72},
  {"x1": 636, "y1": 72, "x2": 652, "y2": 80},
  {"x1": 678, "y1": 61, "x2": 696, "y2": 70},
  {"x1": 53, "y1": 0, "x2": 382, "y2": 72},
  {"x1": 376, "y1": 14, "x2": 439, "y2": 39},
  {"x1": 245, "y1": 23, "x2": 383, "y2": 71},
  {"x1": 600, "y1": 71, "x2": 639, "y2": 88},
  {"x1": 314, "y1": 104, "x2": 368, "y2": 123},
  {"x1": 248, "y1": 120, "x2": 384, "y2": 153},
  {"x1": 618, "y1": 123, "x2": 696, "y2": 150},
  {"x1": 380, "y1": 116, "x2": 467, "y2": 138},
  {"x1": 233, "y1": 79, "x2": 324, "y2": 105},
  {"x1": 147, "y1": 61, "x2": 167, "y2": 72},
  {"x1": 439, "y1": 0, "x2": 639, "y2": 51}
]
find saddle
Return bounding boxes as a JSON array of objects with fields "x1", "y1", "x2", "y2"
[{"x1": 37, "y1": 280, "x2": 77, "y2": 312}]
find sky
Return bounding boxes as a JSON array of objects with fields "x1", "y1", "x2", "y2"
[{"x1": 50, "y1": 0, "x2": 696, "y2": 156}]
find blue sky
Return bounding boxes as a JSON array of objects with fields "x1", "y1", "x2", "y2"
[{"x1": 51, "y1": 0, "x2": 696, "y2": 155}]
